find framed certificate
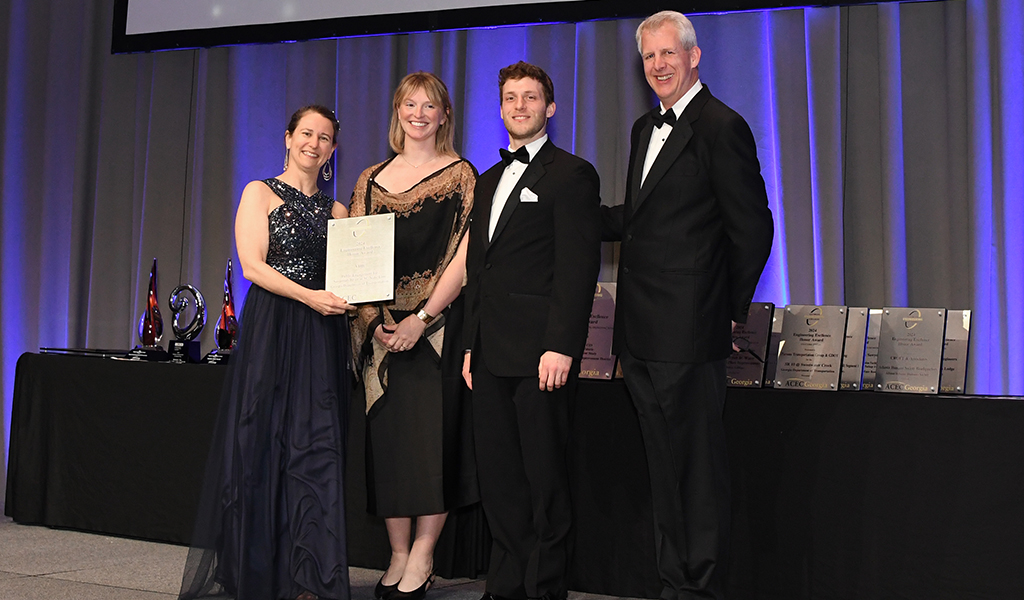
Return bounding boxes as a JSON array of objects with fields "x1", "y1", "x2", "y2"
[{"x1": 325, "y1": 214, "x2": 395, "y2": 304}]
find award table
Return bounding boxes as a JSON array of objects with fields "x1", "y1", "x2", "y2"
[{"x1": 6, "y1": 352, "x2": 1024, "y2": 598}]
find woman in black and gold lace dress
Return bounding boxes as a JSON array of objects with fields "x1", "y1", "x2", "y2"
[{"x1": 350, "y1": 72, "x2": 478, "y2": 600}]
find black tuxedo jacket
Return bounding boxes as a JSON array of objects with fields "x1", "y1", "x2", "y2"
[
  {"x1": 604, "y1": 86, "x2": 774, "y2": 363},
  {"x1": 465, "y1": 139, "x2": 602, "y2": 377}
]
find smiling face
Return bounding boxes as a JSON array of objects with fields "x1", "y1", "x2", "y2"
[
  {"x1": 640, "y1": 23, "x2": 701, "y2": 108},
  {"x1": 500, "y1": 76, "x2": 556, "y2": 149},
  {"x1": 398, "y1": 86, "x2": 446, "y2": 146},
  {"x1": 284, "y1": 112, "x2": 336, "y2": 172}
]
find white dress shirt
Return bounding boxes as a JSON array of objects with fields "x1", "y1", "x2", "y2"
[
  {"x1": 488, "y1": 134, "x2": 549, "y2": 241},
  {"x1": 641, "y1": 80, "x2": 703, "y2": 187}
]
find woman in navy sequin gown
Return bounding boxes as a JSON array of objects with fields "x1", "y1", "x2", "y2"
[{"x1": 180, "y1": 106, "x2": 354, "y2": 600}]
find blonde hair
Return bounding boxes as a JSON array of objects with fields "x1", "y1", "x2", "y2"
[
  {"x1": 388, "y1": 72, "x2": 456, "y2": 155},
  {"x1": 636, "y1": 11, "x2": 698, "y2": 54}
]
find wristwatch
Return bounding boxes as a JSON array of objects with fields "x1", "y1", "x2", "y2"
[{"x1": 416, "y1": 309, "x2": 435, "y2": 325}]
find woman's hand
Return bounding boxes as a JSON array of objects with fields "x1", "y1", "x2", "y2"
[
  {"x1": 303, "y1": 290, "x2": 355, "y2": 316},
  {"x1": 373, "y1": 324, "x2": 394, "y2": 346},
  {"x1": 385, "y1": 314, "x2": 427, "y2": 352}
]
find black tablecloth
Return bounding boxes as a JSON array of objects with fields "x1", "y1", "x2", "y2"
[
  {"x1": 725, "y1": 387, "x2": 1024, "y2": 599},
  {"x1": 4, "y1": 353, "x2": 223, "y2": 543},
  {"x1": 7, "y1": 352, "x2": 1024, "y2": 598}
]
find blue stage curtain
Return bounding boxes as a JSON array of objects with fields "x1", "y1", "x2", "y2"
[{"x1": 2, "y1": 0, "x2": 1022, "y2": 498}]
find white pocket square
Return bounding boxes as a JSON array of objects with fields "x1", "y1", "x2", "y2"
[{"x1": 520, "y1": 187, "x2": 539, "y2": 203}]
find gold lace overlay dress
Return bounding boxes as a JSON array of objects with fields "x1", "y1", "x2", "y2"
[{"x1": 350, "y1": 158, "x2": 478, "y2": 517}]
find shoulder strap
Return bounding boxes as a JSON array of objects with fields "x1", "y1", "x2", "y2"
[{"x1": 365, "y1": 157, "x2": 396, "y2": 215}]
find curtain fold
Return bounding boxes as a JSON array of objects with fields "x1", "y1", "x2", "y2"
[{"x1": 3, "y1": 0, "x2": 1023, "y2": 500}]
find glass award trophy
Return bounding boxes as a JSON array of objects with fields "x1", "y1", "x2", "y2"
[
  {"x1": 169, "y1": 284, "x2": 206, "y2": 363},
  {"x1": 204, "y1": 259, "x2": 239, "y2": 364},
  {"x1": 128, "y1": 258, "x2": 171, "y2": 361}
]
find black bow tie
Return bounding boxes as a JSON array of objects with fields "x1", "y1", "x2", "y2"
[
  {"x1": 651, "y1": 108, "x2": 677, "y2": 128},
  {"x1": 500, "y1": 146, "x2": 530, "y2": 166}
]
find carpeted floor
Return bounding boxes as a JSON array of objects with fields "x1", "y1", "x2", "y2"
[{"x1": 0, "y1": 516, "x2": 635, "y2": 600}]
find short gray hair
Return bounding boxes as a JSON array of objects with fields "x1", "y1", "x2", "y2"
[{"x1": 635, "y1": 11, "x2": 697, "y2": 54}]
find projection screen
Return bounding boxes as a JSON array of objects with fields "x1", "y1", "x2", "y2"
[{"x1": 111, "y1": 0, "x2": 822, "y2": 53}]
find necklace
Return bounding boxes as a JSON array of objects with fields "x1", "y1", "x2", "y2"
[{"x1": 399, "y1": 154, "x2": 439, "y2": 169}]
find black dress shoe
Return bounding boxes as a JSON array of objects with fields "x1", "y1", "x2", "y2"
[
  {"x1": 375, "y1": 574, "x2": 399, "y2": 600},
  {"x1": 389, "y1": 573, "x2": 435, "y2": 600}
]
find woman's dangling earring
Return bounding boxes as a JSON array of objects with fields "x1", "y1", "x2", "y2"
[
  {"x1": 321, "y1": 158, "x2": 333, "y2": 181},
  {"x1": 283, "y1": 149, "x2": 290, "y2": 171}
]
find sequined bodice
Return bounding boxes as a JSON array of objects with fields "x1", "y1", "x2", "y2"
[{"x1": 264, "y1": 178, "x2": 334, "y2": 286}]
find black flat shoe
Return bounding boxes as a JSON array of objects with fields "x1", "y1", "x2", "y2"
[
  {"x1": 375, "y1": 573, "x2": 399, "y2": 600},
  {"x1": 389, "y1": 573, "x2": 434, "y2": 600}
]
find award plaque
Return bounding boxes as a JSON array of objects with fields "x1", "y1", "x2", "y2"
[
  {"x1": 861, "y1": 309, "x2": 884, "y2": 390},
  {"x1": 840, "y1": 308, "x2": 869, "y2": 390},
  {"x1": 774, "y1": 305, "x2": 847, "y2": 391},
  {"x1": 939, "y1": 309, "x2": 971, "y2": 394},
  {"x1": 763, "y1": 307, "x2": 784, "y2": 387},
  {"x1": 326, "y1": 214, "x2": 395, "y2": 304},
  {"x1": 727, "y1": 303, "x2": 774, "y2": 388},
  {"x1": 580, "y1": 283, "x2": 617, "y2": 380},
  {"x1": 168, "y1": 285, "x2": 206, "y2": 364},
  {"x1": 128, "y1": 258, "x2": 170, "y2": 362},
  {"x1": 874, "y1": 308, "x2": 946, "y2": 394}
]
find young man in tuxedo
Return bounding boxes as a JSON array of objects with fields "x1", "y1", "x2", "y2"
[
  {"x1": 462, "y1": 61, "x2": 601, "y2": 600},
  {"x1": 602, "y1": 11, "x2": 775, "y2": 600}
]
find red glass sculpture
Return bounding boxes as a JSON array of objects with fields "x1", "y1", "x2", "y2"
[
  {"x1": 216, "y1": 259, "x2": 239, "y2": 351},
  {"x1": 137, "y1": 258, "x2": 163, "y2": 347}
]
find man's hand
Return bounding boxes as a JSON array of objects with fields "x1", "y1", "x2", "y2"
[
  {"x1": 732, "y1": 320, "x2": 740, "y2": 352},
  {"x1": 462, "y1": 351, "x2": 473, "y2": 390},
  {"x1": 538, "y1": 351, "x2": 572, "y2": 391}
]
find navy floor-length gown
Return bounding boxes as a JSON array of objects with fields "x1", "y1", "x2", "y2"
[{"x1": 180, "y1": 178, "x2": 350, "y2": 600}]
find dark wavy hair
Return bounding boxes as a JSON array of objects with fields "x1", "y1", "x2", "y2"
[
  {"x1": 498, "y1": 61, "x2": 555, "y2": 106},
  {"x1": 287, "y1": 105, "x2": 340, "y2": 143}
]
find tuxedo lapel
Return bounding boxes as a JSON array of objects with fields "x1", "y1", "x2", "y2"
[
  {"x1": 635, "y1": 119, "x2": 693, "y2": 210},
  {"x1": 476, "y1": 166, "x2": 501, "y2": 252},
  {"x1": 487, "y1": 140, "x2": 554, "y2": 248},
  {"x1": 630, "y1": 120, "x2": 654, "y2": 211},
  {"x1": 634, "y1": 87, "x2": 711, "y2": 212}
]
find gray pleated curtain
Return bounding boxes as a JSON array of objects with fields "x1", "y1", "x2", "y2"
[{"x1": 2, "y1": 0, "x2": 1023, "y2": 499}]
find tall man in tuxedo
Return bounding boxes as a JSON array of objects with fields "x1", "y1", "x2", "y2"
[
  {"x1": 462, "y1": 61, "x2": 602, "y2": 600},
  {"x1": 603, "y1": 11, "x2": 774, "y2": 600}
]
